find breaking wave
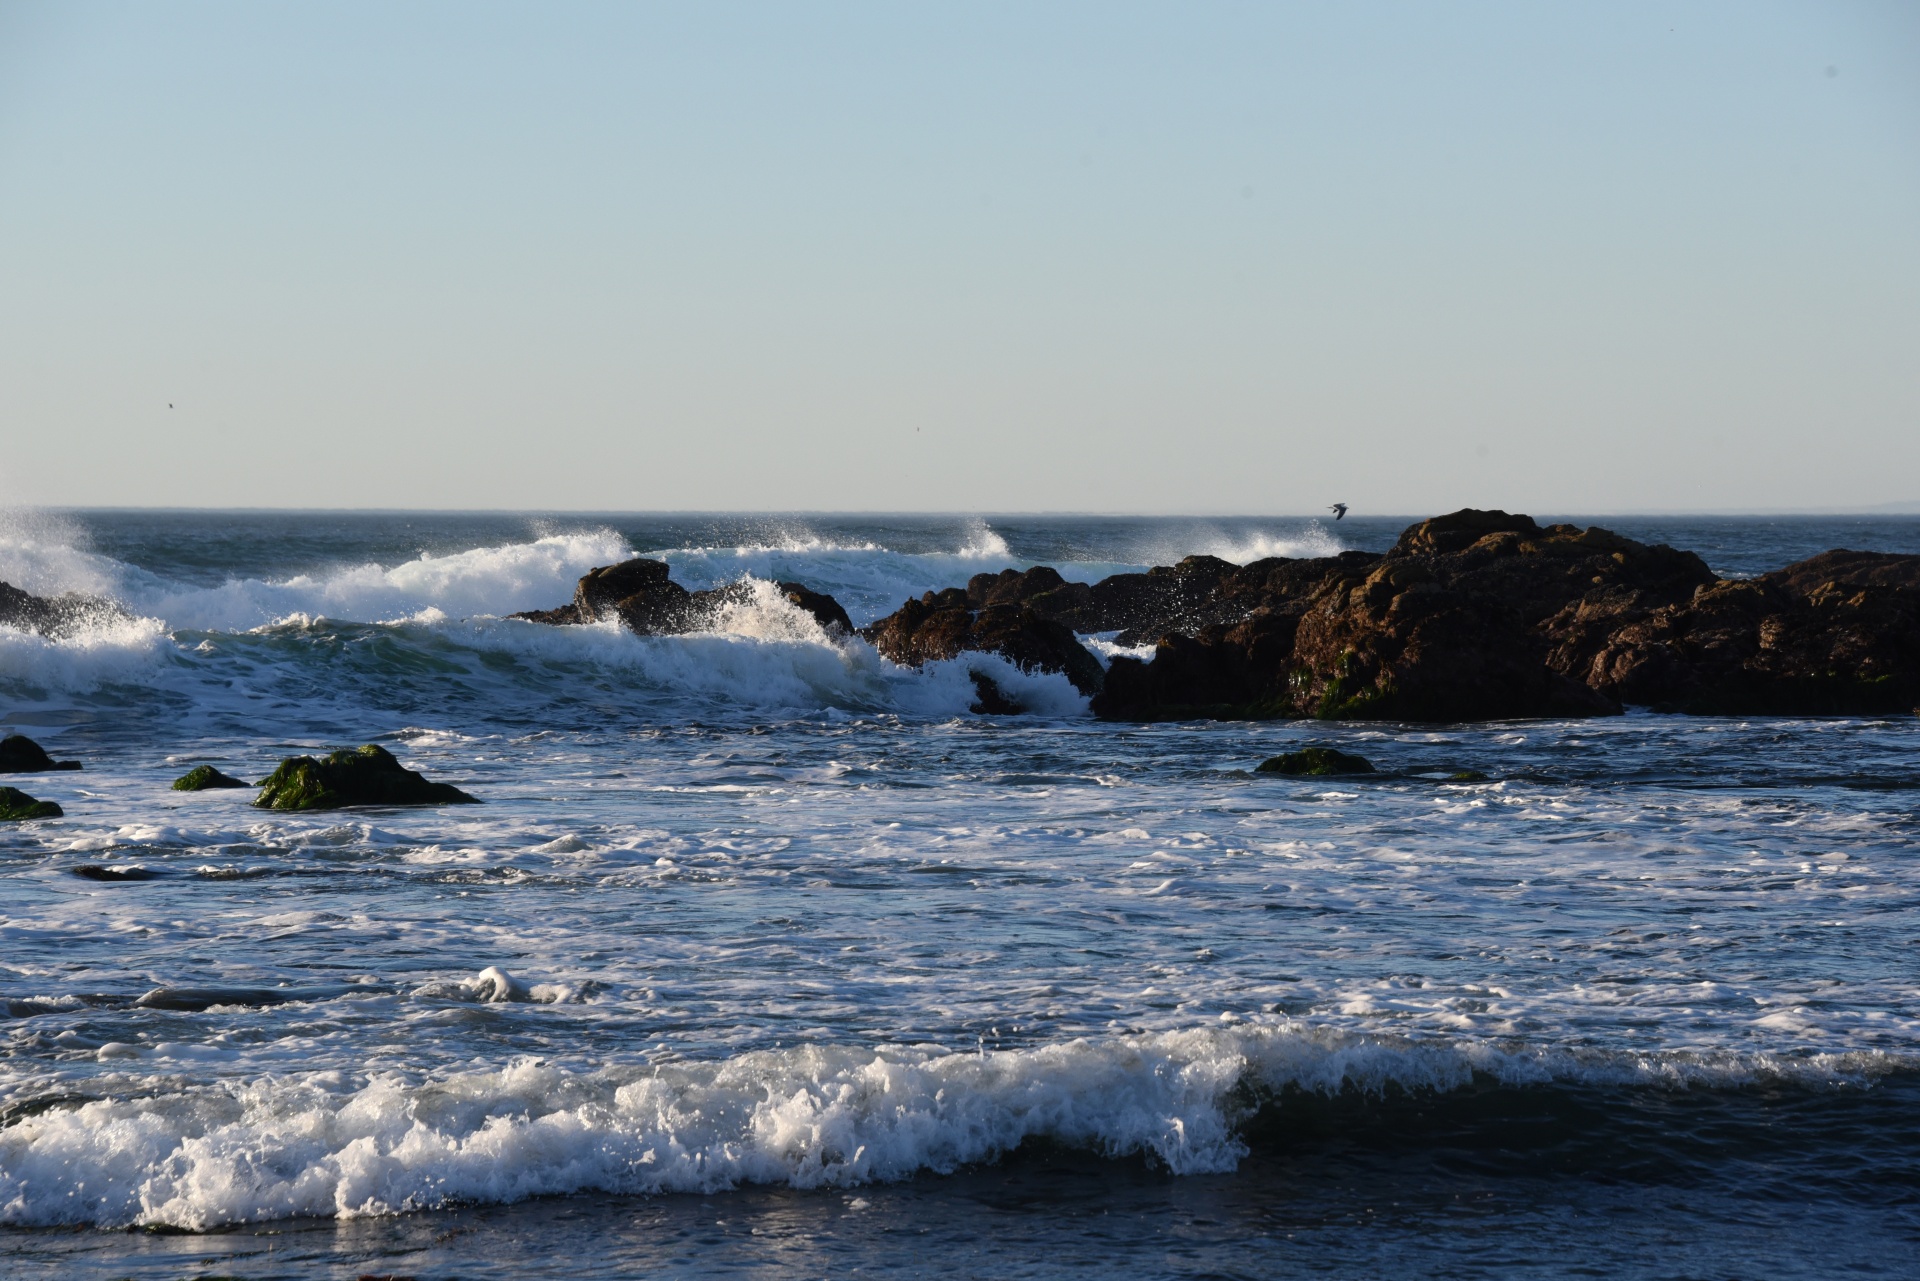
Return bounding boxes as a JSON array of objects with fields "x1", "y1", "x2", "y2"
[{"x1": 0, "y1": 1023, "x2": 1901, "y2": 1229}]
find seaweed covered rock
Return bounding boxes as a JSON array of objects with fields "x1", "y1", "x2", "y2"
[
  {"x1": 1255, "y1": 747, "x2": 1376, "y2": 776},
  {"x1": 254, "y1": 744, "x2": 478, "y2": 811},
  {"x1": 861, "y1": 594, "x2": 1106, "y2": 696},
  {"x1": 0, "y1": 786, "x2": 62, "y2": 821},
  {"x1": 0, "y1": 735, "x2": 82, "y2": 773},
  {"x1": 0, "y1": 581, "x2": 128, "y2": 639},
  {"x1": 172, "y1": 765, "x2": 251, "y2": 791}
]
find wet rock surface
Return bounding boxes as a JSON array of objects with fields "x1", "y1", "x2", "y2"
[
  {"x1": 1256, "y1": 747, "x2": 1377, "y2": 776},
  {"x1": 0, "y1": 735, "x2": 82, "y2": 773},
  {"x1": 171, "y1": 764, "x2": 251, "y2": 791},
  {"x1": 513, "y1": 559, "x2": 855, "y2": 639},
  {"x1": 254, "y1": 744, "x2": 478, "y2": 810},
  {"x1": 860, "y1": 592, "x2": 1106, "y2": 697},
  {"x1": 0, "y1": 786, "x2": 63, "y2": 821}
]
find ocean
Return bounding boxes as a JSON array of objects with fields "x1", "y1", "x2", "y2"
[{"x1": 2, "y1": 510, "x2": 1918, "y2": 1279}]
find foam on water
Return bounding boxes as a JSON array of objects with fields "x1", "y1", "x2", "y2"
[{"x1": 0, "y1": 1024, "x2": 1901, "y2": 1229}]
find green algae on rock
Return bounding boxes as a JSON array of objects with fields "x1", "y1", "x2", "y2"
[
  {"x1": 171, "y1": 765, "x2": 251, "y2": 791},
  {"x1": 0, "y1": 786, "x2": 63, "y2": 821},
  {"x1": 254, "y1": 744, "x2": 478, "y2": 811},
  {"x1": 1255, "y1": 747, "x2": 1376, "y2": 776}
]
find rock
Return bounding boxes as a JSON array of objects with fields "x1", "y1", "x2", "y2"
[
  {"x1": 1445, "y1": 770, "x2": 1491, "y2": 782},
  {"x1": 775, "y1": 582, "x2": 854, "y2": 637},
  {"x1": 171, "y1": 765, "x2": 251, "y2": 791},
  {"x1": 1255, "y1": 747, "x2": 1376, "y2": 776},
  {"x1": 1098, "y1": 510, "x2": 1709, "y2": 722},
  {"x1": 1551, "y1": 549, "x2": 1920, "y2": 714},
  {"x1": 513, "y1": 559, "x2": 855, "y2": 641},
  {"x1": 254, "y1": 744, "x2": 478, "y2": 810},
  {"x1": 0, "y1": 581, "x2": 127, "y2": 639},
  {"x1": 0, "y1": 735, "x2": 81, "y2": 773},
  {"x1": 968, "y1": 671, "x2": 1024, "y2": 715},
  {"x1": 72, "y1": 864, "x2": 159, "y2": 881},
  {"x1": 0, "y1": 786, "x2": 62, "y2": 821},
  {"x1": 862, "y1": 594, "x2": 1106, "y2": 696}
]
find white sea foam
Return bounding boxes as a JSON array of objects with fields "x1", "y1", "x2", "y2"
[{"x1": 0, "y1": 1024, "x2": 1899, "y2": 1230}]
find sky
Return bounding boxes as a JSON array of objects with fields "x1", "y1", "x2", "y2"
[{"x1": 0, "y1": 1, "x2": 1915, "y2": 513}]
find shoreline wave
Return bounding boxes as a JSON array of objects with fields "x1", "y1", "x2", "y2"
[{"x1": 1, "y1": 1023, "x2": 1907, "y2": 1230}]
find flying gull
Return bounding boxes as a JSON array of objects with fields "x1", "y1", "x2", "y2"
[{"x1": 1328, "y1": 503, "x2": 1348, "y2": 520}]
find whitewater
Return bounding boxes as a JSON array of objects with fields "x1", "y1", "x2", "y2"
[{"x1": 3, "y1": 510, "x2": 1919, "y2": 1279}]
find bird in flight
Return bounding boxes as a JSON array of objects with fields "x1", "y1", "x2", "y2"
[{"x1": 1328, "y1": 503, "x2": 1348, "y2": 520}]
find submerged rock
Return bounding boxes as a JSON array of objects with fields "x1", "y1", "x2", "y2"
[
  {"x1": 0, "y1": 786, "x2": 63, "y2": 821},
  {"x1": 254, "y1": 744, "x2": 478, "y2": 810},
  {"x1": 1255, "y1": 747, "x2": 1377, "y2": 776},
  {"x1": 171, "y1": 765, "x2": 251, "y2": 791},
  {"x1": 0, "y1": 735, "x2": 82, "y2": 773},
  {"x1": 71, "y1": 864, "x2": 159, "y2": 881}
]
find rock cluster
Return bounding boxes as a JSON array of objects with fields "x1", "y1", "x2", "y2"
[{"x1": 859, "y1": 509, "x2": 1920, "y2": 722}]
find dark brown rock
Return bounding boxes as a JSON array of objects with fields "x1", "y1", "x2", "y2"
[
  {"x1": 862, "y1": 594, "x2": 1106, "y2": 697},
  {"x1": 1096, "y1": 510, "x2": 1709, "y2": 722},
  {"x1": 1555, "y1": 550, "x2": 1920, "y2": 713}
]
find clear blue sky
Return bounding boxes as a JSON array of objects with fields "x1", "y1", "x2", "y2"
[{"x1": 1, "y1": 1, "x2": 1915, "y2": 512}]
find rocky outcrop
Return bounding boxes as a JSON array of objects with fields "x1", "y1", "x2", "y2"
[
  {"x1": 0, "y1": 581, "x2": 127, "y2": 639},
  {"x1": 0, "y1": 735, "x2": 82, "y2": 773},
  {"x1": 254, "y1": 744, "x2": 478, "y2": 810},
  {"x1": 512, "y1": 559, "x2": 854, "y2": 639},
  {"x1": 1547, "y1": 548, "x2": 1920, "y2": 714},
  {"x1": 861, "y1": 590, "x2": 1106, "y2": 696},
  {"x1": 1096, "y1": 511, "x2": 1712, "y2": 722}
]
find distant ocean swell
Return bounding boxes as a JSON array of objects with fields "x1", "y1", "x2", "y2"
[{"x1": 2, "y1": 1024, "x2": 1906, "y2": 1229}]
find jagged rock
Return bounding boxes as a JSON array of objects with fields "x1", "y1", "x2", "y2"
[
  {"x1": 862, "y1": 594, "x2": 1106, "y2": 696},
  {"x1": 0, "y1": 735, "x2": 82, "y2": 773},
  {"x1": 1255, "y1": 747, "x2": 1376, "y2": 776},
  {"x1": 0, "y1": 581, "x2": 127, "y2": 639},
  {"x1": 254, "y1": 744, "x2": 478, "y2": 810},
  {"x1": 171, "y1": 765, "x2": 250, "y2": 791},
  {"x1": 775, "y1": 582, "x2": 854, "y2": 637},
  {"x1": 1098, "y1": 510, "x2": 1708, "y2": 722},
  {"x1": 1551, "y1": 548, "x2": 1920, "y2": 713},
  {"x1": 0, "y1": 786, "x2": 62, "y2": 821},
  {"x1": 513, "y1": 559, "x2": 855, "y2": 641}
]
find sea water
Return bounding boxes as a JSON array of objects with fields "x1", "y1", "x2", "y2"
[{"x1": 2, "y1": 511, "x2": 1918, "y2": 1279}]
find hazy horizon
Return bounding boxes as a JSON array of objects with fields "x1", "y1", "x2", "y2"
[{"x1": 3, "y1": 1, "x2": 1917, "y2": 513}]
